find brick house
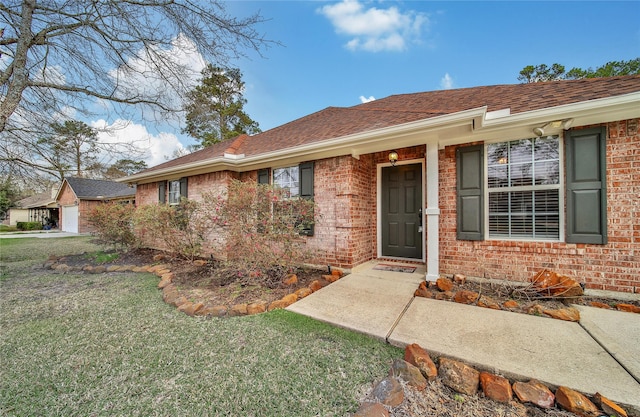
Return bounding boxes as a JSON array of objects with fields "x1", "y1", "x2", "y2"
[
  {"x1": 56, "y1": 177, "x2": 136, "y2": 233},
  {"x1": 124, "y1": 76, "x2": 640, "y2": 293}
]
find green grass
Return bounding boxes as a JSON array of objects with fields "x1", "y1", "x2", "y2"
[
  {"x1": 85, "y1": 250, "x2": 120, "y2": 264},
  {"x1": 0, "y1": 224, "x2": 18, "y2": 233},
  {"x1": 0, "y1": 237, "x2": 401, "y2": 416}
]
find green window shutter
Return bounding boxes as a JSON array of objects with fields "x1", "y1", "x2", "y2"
[
  {"x1": 257, "y1": 169, "x2": 270, "y2": 184},
  {"x1": 299, "y1": 162, "x2": 314, "y2": 236},
  {"x1": 179, "y1": 177, "x2": 188, "y2": 199},
  {"x1": 456, "y1": 145, "x2": 484, "y2": 241},
  {"x1": 565, "y1": 127, "x2": 607, "y2": 244},
  {"x1": 158, "y1": 181, "x2": 166, "y2": 203}
]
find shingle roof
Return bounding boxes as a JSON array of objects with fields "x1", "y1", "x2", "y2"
[
  {"x1": 15, "y1": 192, "x2": 56, "y2": 209},
  {"x1": 65, "y1": 177, "x2": 136, "y2": 199},
  {"x1": 140, "y1": 75, "x2": 640, "y2": 175}
]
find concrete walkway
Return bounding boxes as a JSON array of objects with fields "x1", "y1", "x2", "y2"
[
  {"x1": 0, "y1": 231, "x2": 85, "y2": 239},
  {"x1": 287, "y1": 261, "x2": 640, "y2": 412}
]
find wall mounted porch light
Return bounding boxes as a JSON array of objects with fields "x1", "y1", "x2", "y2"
[{"x1": 389, "y1": 150, "x2": 399, "y2": 166}]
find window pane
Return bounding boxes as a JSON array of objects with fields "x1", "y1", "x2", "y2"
[
  {"x1": 534, "y1": 136, "x2": 559, "y2": 161},
  {"x1": 534, "y1": 161, "x2": 559, "y2": 185},
  {"x1": 509, "y1": 139, "x2": 533, "y2": 165},
  {"x1": 535, "y1": 214, "x2": 559, "y2": 239},
  {"x1": 488, "y1": 142, "x2": 508, "y2": 165},
  {"x1": 534, "y1": 190, "x2": 559, "y2": 213},
  {"x1": 509, "y1": 162, "x2": 533, "y2": 187},
  {"x1": 509, "y1": 191, "x2": 532, "y2": 214},
  {"x1": 489, "y1": 192, "x2": 509, "y2": 213},
  {"x1": 489, "y1": 214, "x2": 509, "y2": 237},
  {"x1": 511, "y1": 215, "x2": 533, "y2": 237},
  {"x1": 488, "y1": 165, "x2": 508, "y2": 188}
]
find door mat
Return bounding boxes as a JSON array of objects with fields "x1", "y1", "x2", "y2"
[{"x1": 373, "y1": 264, "x2": 417, "y2": 273}]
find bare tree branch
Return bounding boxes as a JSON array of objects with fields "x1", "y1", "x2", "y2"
[{"x1": 1, "y1": 0, "x2": 274, "y2": 133}]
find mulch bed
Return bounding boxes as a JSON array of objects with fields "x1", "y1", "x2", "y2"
[
  {"x1": 59, "y1": 248, "x2": 328, "y2": 308},
  {"x1": 58, "y1": 248, "x2": 639, "y2": 317}
]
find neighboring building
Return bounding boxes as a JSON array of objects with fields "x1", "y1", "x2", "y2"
[
  {"x1": 56, "y1": 177, "x2": 135, "y2": 233},
  {"x1": 123, "y1": 76, "x2": 640, "y2": 293},
  {"x1": 7, "y1": 188, "x2": 59, "y2": 228}
]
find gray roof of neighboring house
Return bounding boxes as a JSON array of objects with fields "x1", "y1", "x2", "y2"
[{"x1": 65, "y1": 177, "x2": 136, "y2": 199}]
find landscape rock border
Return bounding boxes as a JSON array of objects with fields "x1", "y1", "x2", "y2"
[
  {"x1": 355, "y1": 342, "x2": 631, "y2": 417},
  {"x1": 414, "y1": 275, "x2": 640, "y2": 322},
  {"x1": 44, "y1": 254, "x2": 345, "y2": 318}
]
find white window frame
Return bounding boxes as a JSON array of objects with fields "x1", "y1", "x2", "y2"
[
  {"x1": 272, "y1": 166, "x2": 300, "y2": 198},
  {"x1": 168, "y1": 180, "x2": 181, "y2": 206},
  {"x1": 484, "y1": 135, "x2": 565, "y2": 242}
]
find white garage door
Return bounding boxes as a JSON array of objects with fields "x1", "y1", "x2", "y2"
[{"x1": 61, "y1": 205, "x2": 79, "y2": 233}]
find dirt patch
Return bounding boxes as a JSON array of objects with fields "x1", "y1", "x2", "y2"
[{"x1": 172, "y1": 265, "x2": 325, "y2": 308}]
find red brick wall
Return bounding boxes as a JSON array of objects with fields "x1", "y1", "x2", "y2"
[
  {"x1": 136, "y1": 182, "x2": 158, "y2": 206},
  {"x1": 307, "y1": 155, "x2": 376, "y2": 268},
  {"x1": 439, "y1": 119, "x2": 640, "y2": 293},
  {"x1": 307, "y1": 146, "x2": 426, "y2": 268}
]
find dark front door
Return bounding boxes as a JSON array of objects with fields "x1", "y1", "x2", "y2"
[{"x1": 381, "y1": 163, "x2": 423, "y2": 259}]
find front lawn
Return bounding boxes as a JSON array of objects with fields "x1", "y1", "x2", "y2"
[{"x1": 0, "y1": 237, "x2": 400, "y2": 416}]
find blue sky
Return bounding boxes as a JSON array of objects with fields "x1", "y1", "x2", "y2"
[
  {"x1": 227, "y1": 1, "x2": 639, "y2": 132},
  {"x1": 96, "y1": 1, "x2": 640, "y2": 166}
]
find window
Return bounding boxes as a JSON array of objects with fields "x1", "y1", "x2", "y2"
[
  {"x1": 457, "y1": 127, "x2": 607, "y2": 244},
  {"x1": 258, "y1": 162, "x2": 315, "y2": 236},
  {"x1": 168, "y1": 180, "x2": 182, "y2": 205},
  {"x1": 487, "y1": 137, "x2": 560, "y2": 240},
  {"x1": 273, "y1": 166, "x2": 300, "y2": 197},
  {"x1": 159, "y1": 178, "x2": 187, "y2": 204}
]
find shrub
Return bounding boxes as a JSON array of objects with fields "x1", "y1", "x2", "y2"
[
  {"x1": 203, "y1": 180, "x2": 316, "y2": 287},
  {"x1": 16, "y1": 221, "x2": 43, "y2": 231},
  {"x1": 87, "y1": 202, "x2": 137, "y2": 250},
  {"x1": 134, "y1": 199, "x2": 209, "y2": 260}
]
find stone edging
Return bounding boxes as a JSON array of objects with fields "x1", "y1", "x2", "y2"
[
  {"x1": 44, "y1": 255, "x2": 344, "y2": 318},
  {"x1": 155, "y1": 260, "x2": 346, "y2": 317},
  {"x1": 414, "y1": 276, "x2": 640, "y2": 322},
  {"x1": 355, "y1": 343, "x2": 631, "y2": 417}
]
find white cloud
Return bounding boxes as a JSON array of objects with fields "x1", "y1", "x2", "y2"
[
  {"x1": 318, "y1": 0, "x2": 429, "y2": 52},
  {"x1": 359, "y1": 95, "x2": 376, "y2": 103},
  {"x1": 91, "y1": 119, "x2": 185, "y2": 168},
  {"x1": 440, "y1": 73, "x2": 454, "y2": 90}
]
